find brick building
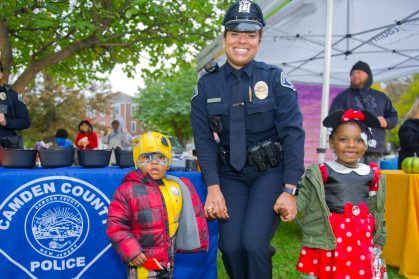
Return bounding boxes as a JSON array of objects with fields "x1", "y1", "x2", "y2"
[{"x1": 87, "y1": 92, "x2": 145, "y2": 149}]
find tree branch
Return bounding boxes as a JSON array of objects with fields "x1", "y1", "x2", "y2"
[
  {"x1": 0, "y1": 20, "x2": 13, "y2": 84},
  {"x1": 7, "y1": 29, "x2": 33, "y2": 43},
  {"x1": 95, "y1": 35, "x2": 179, "y2": 47},
  {"x1": 13, "y1": 4, "x2": 42, "y2": 16},
  {"x1": 116, "y1": 1, "x2": 133, "y2": 15},
  {"x1": 31, "y1": 40, "x2": 57, "y2": 61},
  {"x1": 12, "y1": 35, "x2": 97, "y2": 93},
  {"x1": 8, "y1": 27, "x2": 51, "y2": 32}
]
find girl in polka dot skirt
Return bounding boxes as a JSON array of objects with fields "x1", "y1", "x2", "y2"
[{"x1": 280, "y1": 109, "x2": 387, "y2": 279}]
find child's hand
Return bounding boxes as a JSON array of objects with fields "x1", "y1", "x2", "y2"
[
  {"x1": 131, "y1": 253, "x2": 147, "y2": 266},
  {"x1": 275, "y1": 205, "x2": 294, "y2": 222},
  {"x1": 373, "y1": 243, "x2": 384, "y2": 251}
]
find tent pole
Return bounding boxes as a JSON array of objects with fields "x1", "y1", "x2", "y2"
[{"x1": 318, "y1": 0, "x2": 334, "y2": 163}]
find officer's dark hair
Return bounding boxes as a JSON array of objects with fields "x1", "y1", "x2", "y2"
[
  {"x1": 0, "y1": 61, "x2": 3, "y2": 72},
  {"x1": 223, "y1": 28, "x2": 263, "y2": 41},
  {"x1": 329, "y1": 120, "x2": 372, "y2": 143}
]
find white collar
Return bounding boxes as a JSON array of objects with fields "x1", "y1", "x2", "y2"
[{"x1": 325, "y1": 161, "x2": 371, "y2": 176}]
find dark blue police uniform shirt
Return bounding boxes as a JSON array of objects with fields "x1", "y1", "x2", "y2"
[
  {"x1": 191, "y1": 60, "x2": 305, "y2": 187},
  {"x1": 0, "y1": 85, "x2": 31, "y2": 137}
]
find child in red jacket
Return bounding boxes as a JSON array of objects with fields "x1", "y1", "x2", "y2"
[
  {"x1": 75, "y1": 118, "x2": 98, "y2": 149},
  {"x1": 106, "y1": 132, "x2": 209, "y2": 279}
]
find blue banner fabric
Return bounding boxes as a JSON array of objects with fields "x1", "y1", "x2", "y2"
[{"x1": 0, "y1": 166, "x2": 218, "y2": 279}]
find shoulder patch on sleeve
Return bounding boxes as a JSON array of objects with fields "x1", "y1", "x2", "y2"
[
  {"x1": 280, "y1": 72, "x2": 296, "y2": 91},
  {"x1": 18, "y1": 94, "x2": 26, "y2": 104},
  {"x1": 191, "y1": 83, "x2": 198, "y2": 100}
]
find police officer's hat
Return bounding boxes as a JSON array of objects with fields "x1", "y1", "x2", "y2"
[{"x1": 221, "y1": 0, "x2": 266, "y2": 32}]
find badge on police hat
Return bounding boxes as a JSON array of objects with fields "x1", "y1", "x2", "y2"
[
  {"x1": 238, "y1": 0, "x2": 251, "y2": 13},
  {"x1": 254, "y1": 81, "x2": 268, "y2": 99},
  {"x1": 0, "y1": 92, "x2": 6, "y2": 101}
]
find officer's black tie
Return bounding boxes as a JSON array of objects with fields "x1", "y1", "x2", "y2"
[{"x1": 229, "y1": 69, "x2": 246, "y2": 171}]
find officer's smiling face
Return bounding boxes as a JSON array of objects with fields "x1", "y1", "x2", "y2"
[{"x1": 223, "y1": 30, "x2": 261, "y2": 69}]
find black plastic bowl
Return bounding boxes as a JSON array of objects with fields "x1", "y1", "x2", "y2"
[
  {"x1": 38, "y1": 146, "x2": 75, "y2": 168},
  {"x1": 0, "y1": 148, "x2": 38, "y2": 168},
  {"x1": 77, "y1": 148, "x2": 112, "y2": 168},
  {"x1": 114, "y1": 147, "x2": 135, "y2": 168}
]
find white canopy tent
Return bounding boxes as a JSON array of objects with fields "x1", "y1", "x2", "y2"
[{"x1": 197, "y1": 0, "x2": 419, "y2": 162}]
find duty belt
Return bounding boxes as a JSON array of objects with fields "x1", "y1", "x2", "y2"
[{"x1": 218, "y1": 139, "x2": 283, "y2": 172}]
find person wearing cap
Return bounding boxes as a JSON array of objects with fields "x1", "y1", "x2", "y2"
[
  {"x1": 0, "y1": 61, "x2": 31, "y2": 146},
  {"x1": 54, "y1": 128, "x2": 73, "y2": 149},
  {"x1": 191, "y1": 1, "x2": 305, "y2": 278},
  {"x1": 330, "y1": 61, "x2": 398, "y2": 165}
]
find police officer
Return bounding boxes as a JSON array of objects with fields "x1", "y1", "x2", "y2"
[
  {"x1": 0, "y1": 61, "x2": 31, "y2": 146},
  {"x1": 191, "y1": 1, "x2": 305, "y2": 278}
]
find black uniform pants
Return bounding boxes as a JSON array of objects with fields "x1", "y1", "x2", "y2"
[{"x1": 218, "y1": 163, "x2": 283, "y2": 279}]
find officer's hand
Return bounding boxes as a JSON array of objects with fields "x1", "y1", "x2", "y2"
[
  {"x1": 0, "y1": 113, "x2": 6, "y2": 126},
  {"x1": 274, "y1": 184, "x2": 297, "y2": 221},
  {"x1": 131, "y1": 253, "x2": 147, "y2": 267},
  {"x1": 205, "y1": 185, "x2": 229, "y2": 219}
]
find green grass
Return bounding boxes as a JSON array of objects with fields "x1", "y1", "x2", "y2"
[{"x1": 216, "y1": 212, "x2": 406, "y2": 278}]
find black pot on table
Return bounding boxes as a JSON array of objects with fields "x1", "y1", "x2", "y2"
[
  {"x1": 114, "y1": 147, "x2": 135, "y2": 168},
  {"x1": 0, "y1": 147, "x2": 38, "y2": 169},
  {"x1": 77, "y1": 148, "x2": 112, "y2": 168},
  {"x1": 38, "y1": 146, "x2": 75, "y2": 168}
]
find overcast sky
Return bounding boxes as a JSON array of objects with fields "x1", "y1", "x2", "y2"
[{"x1": 108, "y1": 64, "x2": 145, "y2": 97}]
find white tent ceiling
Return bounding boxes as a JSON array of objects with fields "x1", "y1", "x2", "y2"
[{"x1": 197, "y1": 0, "x2": 419, "y2": 86}]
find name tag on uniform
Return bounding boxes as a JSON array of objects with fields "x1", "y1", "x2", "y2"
[{"x1": 207, "y1": 98, "x2": 221, "y2": 103}]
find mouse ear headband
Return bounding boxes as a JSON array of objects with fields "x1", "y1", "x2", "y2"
[
  {"x1": 323, "y1": 109, "x2": 381, "y2": 148},
  {"x1": 323, "y1": 109, "x2": 381, "y2": 128}
]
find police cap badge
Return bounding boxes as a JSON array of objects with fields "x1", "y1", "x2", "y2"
[{"x1": 221, "y1": 0, "x2": 266, "y2": 32}]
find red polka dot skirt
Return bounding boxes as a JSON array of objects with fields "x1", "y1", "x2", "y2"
[{"x1": 296, "y1": 202, "x2": 376, "y2": 279}]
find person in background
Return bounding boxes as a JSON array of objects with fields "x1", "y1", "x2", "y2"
[
  {"x1": 330, "y1": 61, "x2": 398, "y2": 165},
  {"x1": 0, "y1": 61, "x2": 31, "y2": 147},
  {"x1": 101, "y1": 116, "x2": 132, "y2": 164},
  {"x1": 54, "y1": 128, "x2": 72, "y2": 149},
  {"x1": 75, "y1": 118, "x2": 98, "y2": 149},
  {"x1": 398, "y1": 99, "x2": 419, "y2": 169}
]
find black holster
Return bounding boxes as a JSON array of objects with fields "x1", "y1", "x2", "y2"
[
  {"x1": 0, "y1": 135, "x2": 24, "y2": 149},
  {"x1": 247, "y1": 140, "x2": 283, "y2": 172}
]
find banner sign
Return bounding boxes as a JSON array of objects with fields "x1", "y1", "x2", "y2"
[{"x1": 0, "y1": 167, "x2": 217, "y2": 279}]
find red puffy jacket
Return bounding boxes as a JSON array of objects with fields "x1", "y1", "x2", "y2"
[
  {"x1": 106, "y1": 170, "x2": 209, "y2": 268},
  {"x1": 75, "y1": 118, "x2": 98, "y2": 149}
]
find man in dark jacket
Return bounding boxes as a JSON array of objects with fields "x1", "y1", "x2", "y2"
[
  {"x1": 0, "y1": 62, "x2": 31, "y2": 146},
  {"x1": 330, "y1": 61, "x2": 398, "y2": 165}
]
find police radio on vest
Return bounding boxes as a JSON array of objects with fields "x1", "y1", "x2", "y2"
[{"x1": 204, "y1": 61, "x2": 219, "y2": 73}]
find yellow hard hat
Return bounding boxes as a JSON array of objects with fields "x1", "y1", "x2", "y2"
[{"x1": 130, "y1": 131, "x2": 172, "y2": 169}]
